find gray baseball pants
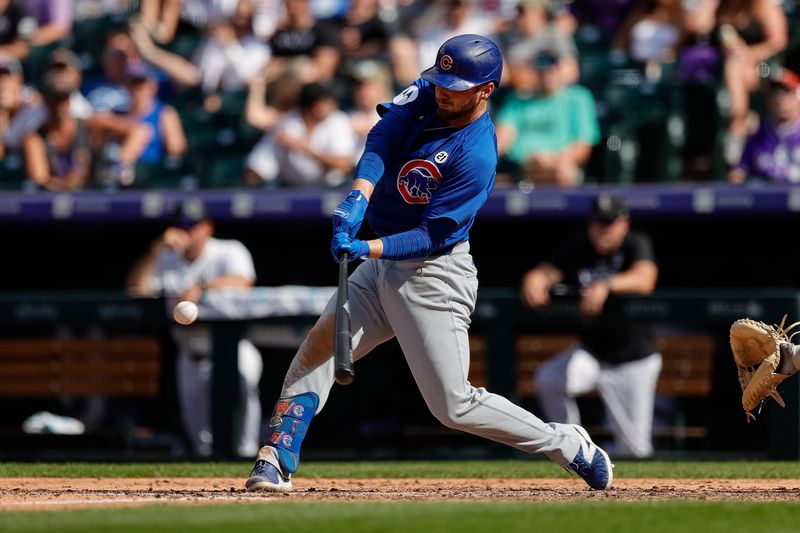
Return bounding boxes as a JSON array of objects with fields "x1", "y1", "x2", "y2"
[
  {"x1": 280, "y1": 242, "x2": 585, "y2": 467},
  {"x1": 535, "y1": 345, "x2": 662, "y2": 458}
]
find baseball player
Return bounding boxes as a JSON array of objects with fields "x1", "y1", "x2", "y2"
[
  {"x1": 522, "y1": 194, "x2": 661, "y2": 458},
  {"x1": 245, "y1": 34, "x2": 613, "y2": 492},
  {"x1": 126, "y1": 201, "x2": 263, "y2": 457}
]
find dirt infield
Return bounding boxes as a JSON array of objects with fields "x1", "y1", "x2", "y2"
[{"x1": 1, "y1": 478, "x2": 799, "y2": 510}]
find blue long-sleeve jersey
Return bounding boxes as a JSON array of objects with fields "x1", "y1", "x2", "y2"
[{"x1": 354, "y1": 79, "x2": 498, "y2": 259}]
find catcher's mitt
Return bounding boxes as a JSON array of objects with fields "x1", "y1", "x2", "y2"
[{"x1": 730, "y1": 315, "x2": 800, "y2": 421}]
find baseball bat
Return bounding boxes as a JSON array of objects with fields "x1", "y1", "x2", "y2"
[{"x1": 334, "y1": 253, "x2": 355, "y2": 385}]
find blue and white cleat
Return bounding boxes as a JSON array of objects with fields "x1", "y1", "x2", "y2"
[
  {"x1": 245, "y1": 448, "x2": 292, "y2": 493},
  {"x1": 566, "y1": 425, "x2": 614, "y2": 490}
]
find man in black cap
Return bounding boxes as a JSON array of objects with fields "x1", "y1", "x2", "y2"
[{"x1": 521, "y1": 193, "x2": 661, "y2": 458}]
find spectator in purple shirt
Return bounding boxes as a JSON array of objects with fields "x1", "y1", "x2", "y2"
[
  {"x1": 730, "y1": 68, "x2": 800, "y2": 184},
  {"x1": 25, "y1": 0, "x2": 73, "y2": 46}
]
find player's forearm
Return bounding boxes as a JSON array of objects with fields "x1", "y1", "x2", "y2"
[
  {"x1": 354, "y1": 151, "x2": 386, "y2": 186},
  {"x1": 378, "y1": 227, "x2": 434, "y2": 259},
  {"x1": 526, "y1": 264, "x2": 562, "y2": 290},
  {"x1": 351, "y1": 178, "x2": 374, "y2": 201},
  {"x1": 365, "y1": 239, "x2": 384, "y2": 259},
  {"x1": 203, "y1": 276, "x2": 254, "y2": 289},
  {"x1": 374, "y1": 215, "x2": 458, "y2": 260},
  {"x1": 126, "y1": 239, "x2": 167, "y2": 294},
  {"x1": 125, "y1": 255, "x2": 158, "y2": 294},
  {"x1": 604, "y1": 261, "x2": 658, "y2": 294}
]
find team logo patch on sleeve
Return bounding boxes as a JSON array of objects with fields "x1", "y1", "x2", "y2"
[
  {"x1": 393, "y1": 85, "x2": 419, "y2": 105},
  {"x1": 397, "y1": 159, "x2": 442, "y2": 204}
]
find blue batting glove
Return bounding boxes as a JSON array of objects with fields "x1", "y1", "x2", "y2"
[
  {"x1": 331, "y1": 232, "x2": 370, "y2": 263},
  {"x1": 332, "y1": 190, "x2": 368, "y2": 238}
]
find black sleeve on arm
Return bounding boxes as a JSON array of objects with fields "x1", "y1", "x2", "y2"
[{"x1": 625, "y1": 231, "x2": 656, "y2": 264}]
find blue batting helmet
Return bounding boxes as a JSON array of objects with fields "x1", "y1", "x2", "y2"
[{"x1": 420, "y1": 34, "x2": 503, "y2": 91}]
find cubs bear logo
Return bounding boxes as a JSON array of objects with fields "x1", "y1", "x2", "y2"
[
  {"x1": 397, "y1": 160, "x2": 442, "y2": 204},
  {"x1": 439, "y1": 54, "x2": 453, "y2": 70}
]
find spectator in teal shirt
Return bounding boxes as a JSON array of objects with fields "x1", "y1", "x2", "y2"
[{"x1": 496, "y1": 50, "x2": 600, "y2": 186}]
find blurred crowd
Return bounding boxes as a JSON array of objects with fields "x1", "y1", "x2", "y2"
[{"x1": 0, "y1": 0, "x2": 799, "y2": 191}]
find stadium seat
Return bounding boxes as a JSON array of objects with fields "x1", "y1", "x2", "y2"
[
  {"x1": 217, "y1": 89, "x2": 248, "y2": 116},
  {"x1": 134, "y1": 158, "x2": 199, "y2": 190},
  {"x1": 579, "y1": 49, "x2": 615, "y2": 92},
  {"x1": 166, "y1": 29, "x2": 203, "y2": 60},
  {"x1": 600, "y1": 72, "x2": 685, "y2": 183},
  {"x1": 180, "y1": 107, "x2": 219, "y2": 153},
  {"x1": 199, "y1": 154, "x2": 246, "y2": 188}
]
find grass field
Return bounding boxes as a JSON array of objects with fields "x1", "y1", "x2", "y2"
[
  {"x1": 2, "y1": 461, "x2": 800, "y2": 533},
  {"x1": 2, "y1": 459, "x2": 800, "y2": 478},
  {"x1": 3, "y1": 501, "x2": 800, "y2": 533}
]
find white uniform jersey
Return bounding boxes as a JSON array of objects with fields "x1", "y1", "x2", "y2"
[{"x1": 150, "y1": 237, "x2": 256, "y2": 296}]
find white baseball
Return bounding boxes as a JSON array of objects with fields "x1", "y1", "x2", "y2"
[{"x1": 173, "y1": 300, "x2": 199, "y2": 325}]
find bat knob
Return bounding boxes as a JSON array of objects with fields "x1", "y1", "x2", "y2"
[{"x1": 335, "y1": 367, "x2": 354, "y2": 385}]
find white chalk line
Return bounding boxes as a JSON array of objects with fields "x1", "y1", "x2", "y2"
[{"x1": 7, "y1": 495, "x2": 259, "y2": 507}]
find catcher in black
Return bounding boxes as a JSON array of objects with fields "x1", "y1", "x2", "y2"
[{"x1": 521, "y1": 193, "x2": 660, "y2": 458}]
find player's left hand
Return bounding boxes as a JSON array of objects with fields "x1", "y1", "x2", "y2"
[
  {"x1": 332, "y1": 190, "x2": 368, "y2": 238},
  {"x1": 331, "y1": 232, "x2": 369, "y2": 262}
]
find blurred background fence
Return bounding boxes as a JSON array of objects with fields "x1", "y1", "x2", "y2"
[{"x1": 1, "y1": 184, "x2": 799, "y2": 461}]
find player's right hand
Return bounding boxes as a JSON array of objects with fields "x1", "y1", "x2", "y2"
[
  {"x1": 161, "y1": 228, "x2": 190, "y2": 253},
  {"x1": 331, "y1": 232, "x2": 369, "y2": 263},
  {"x1": 332, "y1": 190, "x2": 368, "y2": 238}
]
